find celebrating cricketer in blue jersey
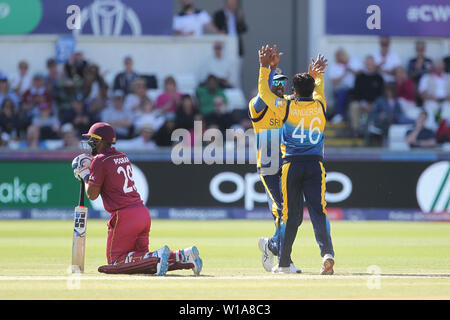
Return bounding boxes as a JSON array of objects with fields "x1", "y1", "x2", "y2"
[{"x1": 258, "y1": 45, "x2": 335, "y2": 275}]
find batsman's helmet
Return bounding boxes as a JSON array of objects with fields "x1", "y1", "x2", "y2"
[{"x1": 82, "y1": 122, "x2": 116, "y2": 144}]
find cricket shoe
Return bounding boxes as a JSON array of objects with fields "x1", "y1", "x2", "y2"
[
  {"x1": 320, "y1": 254, "x2": 335, "y2": 275},
  {"x1": 258, "y1": 237, "x2": 275, "y2": 272},
  {"x1": 153, "y1": 245, "x2": 170, "y2": 276},
  {"x1": 181, "y1": 246, "x2": 203, "y2": 276},
  {"x1": 289, "y1": 262, "x2": 302, "y2": 274},
  {"x1": 272, "y1": 264, "x2": 299, "y2": 274}
]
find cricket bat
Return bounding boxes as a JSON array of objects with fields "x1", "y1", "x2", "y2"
[{"x1": 72, "y1": 181, "x2": 88, "y2": 273}]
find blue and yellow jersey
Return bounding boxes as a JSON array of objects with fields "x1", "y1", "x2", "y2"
[
  {"x1": 258, "y1": 67, "x2": 327, "y2": 162},
  {"x1": 248, "y1": 96, "x2": 283, "y2": 171}
]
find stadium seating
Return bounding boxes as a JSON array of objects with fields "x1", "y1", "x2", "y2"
[
  {"x1": 387, "y1": 124, "x2": 413, "y2": 150},
  {"x1": 224, "y1": 88, "x2": 246, "y2": 111},
  {"x1": 173, "y1": 73, "x2": 198, "y2": 96},
  {"x1": 147, "y1": 89, "x2": 163, "y2": 102}
]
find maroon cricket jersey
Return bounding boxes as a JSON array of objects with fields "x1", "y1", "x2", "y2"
[{"x1": 88, "y1": 147, "x2": 143, "y2": 212}]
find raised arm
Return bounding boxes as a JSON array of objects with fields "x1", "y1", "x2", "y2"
[
  {"x1": 257, "y1": 45, "x2": 287, "y2": 119},
  {"x1": 309, "y1": 53, "x2": 328, "y2": 111},
  {"x1": 252, "y1": 68, "x2": 276, "y2": 112}
]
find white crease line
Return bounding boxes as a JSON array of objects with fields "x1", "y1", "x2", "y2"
[{"x1": 0, "y1": 274, "x2": 448, "y2": 281}]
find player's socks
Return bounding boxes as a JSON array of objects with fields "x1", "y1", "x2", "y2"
[
  {"x1": 168, "y1": 249, "x2": 193, "y2": 271},
  {"x1": 168, "y1": 246, "x2": 202, "y2": 275},
  {"x1": 169, "y1": 250, "x2": 183, "y2": 262}
]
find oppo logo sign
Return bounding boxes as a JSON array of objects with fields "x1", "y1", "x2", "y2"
[{"x1": 209, "y1": 171, "x2": 352, "y2": 210}]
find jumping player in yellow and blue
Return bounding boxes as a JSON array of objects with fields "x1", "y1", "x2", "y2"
[
  {"x1": 258, "y1": 45, "x2": 335, "y2": 275},
  {"x1": 249, "y1": 51, "x2": 302, "y2": 274}
]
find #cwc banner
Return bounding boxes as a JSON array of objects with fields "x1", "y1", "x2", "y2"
[
  {"x1": 0, "y1": 0, "x2": 174, "y2": 35},
  {"x1": 326, "y1": 0, "x2": 450, "y2": 37}
]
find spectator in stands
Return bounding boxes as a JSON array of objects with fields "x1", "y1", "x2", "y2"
[
  {"x1": 59, "y1": 123, "x2": 80, "y2": 149},
  {"x1": 394, "y1": 66, "x2": 422, "y2": 122},
  {"x1": 418, "y1": 59, "x2": 450, "y2": 131},
  {"x1": 373, "y1": 36, "x2": 401, "y2": 84},
  {"x1": 16, "y1": 99, "x2": 34, "y2": 140},
  {"x1": 437, "y1": 118, "x2": 450, "y2": 144},
  {"x1": 0, "y1": 129, "x2": 7, "y2": 147},
  {"x1": 123, "y1": 77, "x2": 151, "y2": 117},
  {"x1": 10, "y1": 60, "x2": 32, "y2": 96},
  {"x1": 124, "y1": 123, "x2": 158, "y2": 150},
  {"x1": 20, "y1": 77, "x2": 52, "y2": 140},
  {"x1": 366, "y1": 85, "x2": 411, "y2": 147},
  {"x1": 196, "y1": 74, "x2": 228, "y2": 116},
  {"x1": 134, "y1": 98, "x2": 166, "y2": 135},
  {"x1": 0, "y1": 98, "x2": 19, "y2": 140},
  {"x1": 405, "y1": 111, "x2": 437, "y2": 148},
  {"x1": 173, "y1": 0, "x2": 219, "y2": 36},
  {"x1": 154, "y1": 113, "x2": 177, "y2": 147},
  {"x1": 88, "y1": 83, "x2": 109, "y2": 122},
  {"x1": 155, "y1": 76, "x2": 183, "y2": 115},
  {"x1": 349, "y1": 55, "x2": 385, "y2": 137},
  {"x1": 395, "y1": 66, "x2": 416, "y2": 102},
  {"x1": 328, "y1": 48, "x2": 362, "y2": 123},
  {"x1": 205, "y1": 96, "x2": 234, "y2": 133},
  {"x1": 44, "y1": 58, "x2": 62, "y2": 97},
  {"x1": 236, "y1": 117, "x2": 252, "y2": 131},
  {"x1": 101, "y1": 89, "x2": 133, "y2": 139},
  {"x1": 22, "y1": 73, "x2": 52, "y2": 115},
  {"x1": 61, "y1": 97, "x2": 93, "y2": 137},
  {"x1": 83, "y1": 64, "x2": 107, "y2": 104},
  {"x1": 175, "y1": 94, "x2": 201, "y2": 131},
  {"x1": 113, "y1": 56, "x2": 139, "y2": 95},
  {"x1": 213, "y1": 0, "x2": 248, "y2": 58},
  {"x1": 0, "y1": 73, "x2": 20, "y2": 109},
  {"x1": 65, "y1": 46, "x2": 88, "y2": 80},
  {"x1": 407, "y1": 40, "x2": 433, "y2": 87},
  {"x1": 52, "y1": 77, "x2": 84, "y2": 119},
  {"x1": 201, "y1": 41, "x2": 234, "y2": 88},
  {"x1": 445, "y1": 55, "x2": 450, "y2": 74},
  {"x1": 27, "y1": 103, "x2": 60, "y2": 148}
]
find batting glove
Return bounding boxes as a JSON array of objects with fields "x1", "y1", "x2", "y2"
[
  {"x1": 72, "y1": 154, "x2": 92, "y2": 169},
  {"x1": 72, "y1": 154, "x2": 92, "y2": 181},
  {"x1": 74, "y1": 166, "x2": 90, "y2": 182}
]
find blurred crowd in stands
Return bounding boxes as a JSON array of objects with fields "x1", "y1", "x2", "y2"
[
  {"x1": 1, "y1": 0, "x2": 450, "y2": 151},
  {"x1": 0, "y1": 0, "x2": 250, "y2": 151},
  {"x1": 329, "y1": 36, "x2": 450, "y2": 148}
]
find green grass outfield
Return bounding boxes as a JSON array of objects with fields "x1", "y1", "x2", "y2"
[{"x1": 0, "y1": 219, "x2": 449, "y2": 299}]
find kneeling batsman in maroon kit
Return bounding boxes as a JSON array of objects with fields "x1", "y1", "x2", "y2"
[{"x1": 72, "y1": 122, "x2": 202, "y2": 276}]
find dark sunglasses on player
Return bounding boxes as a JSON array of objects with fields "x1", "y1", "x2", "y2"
[
  {"x1": 272, "y1": 80, "x2": 286, "y2": 87},
  {"x1": 86, "y1": 136, "x2": 102, "y2": 156}
]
